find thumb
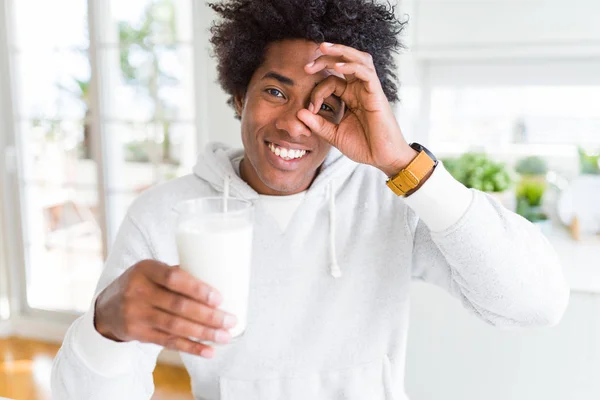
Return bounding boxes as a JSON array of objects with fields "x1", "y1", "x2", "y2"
[{"x1": 297, "y1": 109, "x2": 338, "y2": 146}]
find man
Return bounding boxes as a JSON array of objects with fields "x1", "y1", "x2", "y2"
[{"x1": 52, "y1": 0, "x2": 569, "y2": 399}]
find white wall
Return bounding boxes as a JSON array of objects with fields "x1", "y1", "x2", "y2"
[
  {"x1": 195, "y1": 2, "x2": 242, "y2": 150},
  {"x1": 406, "y1": 283, "x2": 600, "y2": 400},
  {"x1": 412, "y1": 0, "x2": 600, "y2": 59}
]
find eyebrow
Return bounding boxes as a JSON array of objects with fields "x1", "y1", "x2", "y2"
[
  {"x1": 262, "y1": 71, "x2": 344, "y2": 108},
  {"x1": 262, "y1": 72, "x2": 294, "y2": 86}
]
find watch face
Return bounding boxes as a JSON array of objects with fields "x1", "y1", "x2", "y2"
[{"x1": 410, "y1": 142, "x2": 438, "y2": 162}]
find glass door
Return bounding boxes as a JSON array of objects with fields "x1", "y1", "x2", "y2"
[
  {"x1": 5, "y1": 0, "x2": 196, "y2": 318},
  {"x1": 9, "y1": 0, "x2": 102, "y2": 314}
]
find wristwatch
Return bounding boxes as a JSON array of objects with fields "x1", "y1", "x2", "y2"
[{"x1": 386, "y1": 143, "x2": 438, "y2": 197}]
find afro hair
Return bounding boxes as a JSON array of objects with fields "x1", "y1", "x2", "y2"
[{"x1": 208, "y1": 0, "x2": 407, "y2": 116}]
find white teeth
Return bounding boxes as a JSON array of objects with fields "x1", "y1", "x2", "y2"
[{"x1": 268, "y1": 142, "x2": 308, "y2": 160}]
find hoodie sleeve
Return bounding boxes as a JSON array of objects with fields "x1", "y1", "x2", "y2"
[
  {"x1": 405, "y1": 164, "x2": 570, "y2": 327},
  {"x1": 51, "y1": 214, "x2": 163, "y2": 400}
]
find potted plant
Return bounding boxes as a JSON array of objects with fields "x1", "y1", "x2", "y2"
[
  {"x1": 515, "y1": 179, "x2": 552, "y2": 233},
  {"x1": 443, "y1": 152, "x2": 514, "y2": 209},
  {"x1": 556, "y1": 147, "x2": 600, "y2": 236},
  {"x1": 515, "y1": 156, "x2": 548, "y2": 178},
  {"x1": 514, "y1": 155, "x2": 554, "y2": 232},
  {"x1": 578, "y1": 147, "x2": 600, "y2": 175}
]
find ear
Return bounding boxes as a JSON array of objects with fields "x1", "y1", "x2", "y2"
[{"x1": 233, "y1": 93, "x2": 245, "y2": 118}]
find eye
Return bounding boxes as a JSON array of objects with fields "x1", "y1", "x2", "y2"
[
  {"x1": 320, "y1": 103, "x2": 334, "y2": 113},
  {"x1": 266, "y1": 88, "x2": 285, "y2": 98}
]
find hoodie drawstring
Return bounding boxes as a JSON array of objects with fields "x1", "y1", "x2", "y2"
[
  {"x1": 224, "y1": 170, "x2": 341, "y2": 278},
  {"x1": 223, "y1": 174, "x2": 230, "y2": 198},
  {"x1": 328, "y1": 181, "x2": 342, "y2": 278},
  {"x1": 223, "y1": 174, "x2": 230, "y2": 212}
]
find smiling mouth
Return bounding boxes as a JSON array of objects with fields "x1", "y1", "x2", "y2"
[{"x1": 266, "y1": 141, "x2": 310, "y2": 161}]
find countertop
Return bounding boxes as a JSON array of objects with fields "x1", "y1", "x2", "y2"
[{"x1": 545, "y1": 226, "x2": 600, "y2": 294}]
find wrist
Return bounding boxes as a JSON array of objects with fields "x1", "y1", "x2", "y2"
[
  {"x1": 378, "y1": 146, "x2": 419, "y2": 177},
  {"x1": 94, "y1": 297, "x2": 123, "y2": 342},
  {"x1": 384, "y1": 142, "x2": 439, "y2": 197}
]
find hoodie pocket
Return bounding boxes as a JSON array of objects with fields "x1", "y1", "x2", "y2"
[{"x1": 219, "y1": 356, "x2": 394, "y2": 400}]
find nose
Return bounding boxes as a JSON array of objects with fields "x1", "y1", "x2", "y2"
[{"x1": 274, "y1": 105, "x2": 312, "y2": 138}]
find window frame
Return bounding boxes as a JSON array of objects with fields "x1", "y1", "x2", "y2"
[
  {"x1": 421, "y1": 58, "x2": 600, "y2": 156},
  {"x1": 1, "y1": 0, "x2": 204, "y2": 326}
]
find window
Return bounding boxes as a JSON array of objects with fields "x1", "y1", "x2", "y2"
[
  {"x1": 97, "y1": 0, "x2": 196, "y2": 244},
  {"x1": 425, "y1": 60, "x2": 600, "y2": 177},
  {"x1": 7, "y1": 0, "x2": 196, "y2": 314},
  {"x1": 430, "y1": 86, "x2": 600, "y2": 149}
]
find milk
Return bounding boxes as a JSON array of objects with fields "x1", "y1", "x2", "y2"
[{"x1": 175, "y1": 199, "x2": 254, "y2": 340}]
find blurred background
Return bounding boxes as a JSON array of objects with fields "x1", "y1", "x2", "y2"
[{"x1": 0, "y1": 0, "x2": 599, "y2": 399}]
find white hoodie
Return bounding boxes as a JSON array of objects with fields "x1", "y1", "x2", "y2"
[{"x1": 51, "y1": 143, "x2": 570, "y2": 400}]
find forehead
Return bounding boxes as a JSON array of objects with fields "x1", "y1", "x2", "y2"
[
  {"x1": 255, "y1": 39, "x2": 343, "y2": 83},
  {"x1": 262, "y1": 39, "x2": 321, "y2": 68}
]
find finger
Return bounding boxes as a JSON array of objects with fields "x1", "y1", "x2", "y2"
[
  {"x1": 306, "y1": 55, "x2": 377, "y2": 84},
  {"x1": 147, "y1": 286, "x2": 237, "y2": 330},
  {"x1": 141, "y1": 328, "x2": 216, "y2": 358},
  {"x1": 147, "y1": 307, "x2": 233, "y2": 344},
  {"x1": 333, "y1": 62, "x2": 381, "y2": 93},
  {"x1": 297, "y1": 108, "x2": 339, "y2": 146},
  {"x1": 308, "y1": 75, "x2": 348, "y2": 114},
  {"x1": 318, "y1": 42, "x2": 375, "y2": 67},
  {"x1": 304, "y1": 55, "x2": 346, "y2": 75},
  {"x1": 141, "y1": 263, "x2": 223, "y2": 307}
]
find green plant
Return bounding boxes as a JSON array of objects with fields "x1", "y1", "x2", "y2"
[
  {"x1": 515, "y1": 156, "x2": 548, "y2": 176},
  {"x1": 515, "y1": 179, "x2": 548, "y2": 222},
  {"x1": 443, "y1": 153, "x2": 513, "y2": 192},
  {"x1": 119, "y1": 0, "x2": 179, "y2": 165},
  {"x1": 125, "y1": 141, "x2": 152, "y2": 163},
  {"x1": 578, "y1": 147, "x2": 600, "y2": 175},
  {"x1": 57, "y1": 75, "x2": 93, "y2": 159},
  {"x1": 32, "y1": 118, "x2": 62, "y2": 142},
  {"x1": 516, "y1": 179, "x2": 546, "y2": 207}
]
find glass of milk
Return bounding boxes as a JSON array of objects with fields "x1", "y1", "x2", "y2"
[{"x1": 175, "y1": 197, "x2": 254, "y2": 342}]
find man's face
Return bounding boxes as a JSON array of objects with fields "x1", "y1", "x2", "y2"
[{"x1": 235, "y1": 39, "x2": 345, "y2": 196}]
